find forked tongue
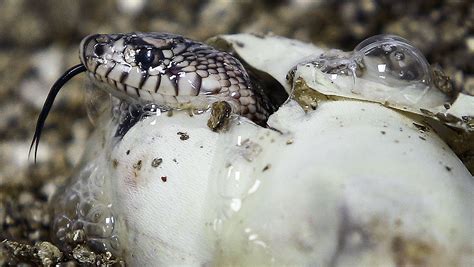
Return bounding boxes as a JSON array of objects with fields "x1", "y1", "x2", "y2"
[{"x1": 29, "y1": 64, "x2": 87, "y2": 163}]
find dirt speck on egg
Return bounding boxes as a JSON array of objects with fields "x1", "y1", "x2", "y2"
[
  {"x1": 177, "y1": 131, "x2": 189, "y2": 140},
  {"x1": 151, "y1": 158, "x2": 163, "y2": 168}
]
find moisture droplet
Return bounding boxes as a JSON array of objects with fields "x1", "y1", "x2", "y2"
[
  {"x1": 350, "y1": 34, "x2": 451, "y2": 108},
  {"x1": 354, "y1": 34, "x2": 431, "y2": 86},
  {"x1": 394, "y1": 51, "x2": 405, "y2": 61}
]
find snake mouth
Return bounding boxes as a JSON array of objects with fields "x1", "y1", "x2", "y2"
[{"x1": 29, "y1": 64, "x2": 87, "y2": 162}]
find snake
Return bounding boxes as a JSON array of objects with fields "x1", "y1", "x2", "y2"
[{"x1": 30, "y1": 32, "x2": 275, "y2": 160}]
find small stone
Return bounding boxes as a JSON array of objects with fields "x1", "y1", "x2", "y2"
[
  {"x1": 34, "y1": 241, "x2": 62, "y2": 266},
  {"x1": 0, "y1": 244, "x2": 8, "y2": 266},
  {"x1": 56, "y1": 261, "x2": 79, "y2": 267},
  {"x1": 116, "y1": 0, "x2": 146, "y2": 15},
  {"x1": 24, "y1": 206, "x2": 43, "y2": 229},
  {"x1": 431, "y1": 68, "x2": 454, "y2": 96},
  {"x1": 40, "y1": 182, "x2": 57, "y2": 201},
  {"x1": 18, "y1": 192, "x2": 34, "y2": 205},
  {"x1": 71, "y1": 229, "x2": 85, "y2": 243},
  {"x1": 466, "y1": 37, "x2": 474, "y2": 53},
  {"x1": 292, "y1": 78, "x2": 323, "y2": 112},
  {"x1": 72, "y1": 245, "x2": 96, "y2": 264},
  {"x1": 28, "y1": 230, "x2": 41, "y2": 241},
  {"x1": 464, "y1": 76, "x2": 474, "y2": 95},
  {"x1": 5, "y1": 215, "x2": 14, "y2": 226},
  {"x1": 1, "y1": 240, "x2": 62, "y2": 266},
  {"x1": 207, "y1": 101, "x2": 232, "y2": 132}
]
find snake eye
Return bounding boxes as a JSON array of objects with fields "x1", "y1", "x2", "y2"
[
  {"x1": 135, "y1": 48, "x2": 160, "y2": 69},
  {"x1": 94, "y1": 43, "x2": 106, "y2": 57}
]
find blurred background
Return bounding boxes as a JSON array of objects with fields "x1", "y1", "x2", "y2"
[{"x1": 0, "y1": 0, "x2": 472, "y2": 264}]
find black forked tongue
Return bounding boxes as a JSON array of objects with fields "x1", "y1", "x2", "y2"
[{"x1": 29, "y1": 64, "x2": 87, "y2": 163}]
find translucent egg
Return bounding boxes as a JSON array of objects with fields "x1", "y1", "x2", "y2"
[
  {"x1": 354, "y1": 34, "x2": 432, "y2": 87},
  {"x1": 85, "y1": 79, "x2": 112, "y2": 126}
]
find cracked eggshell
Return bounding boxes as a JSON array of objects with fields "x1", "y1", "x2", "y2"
[
  {"x1": 213, "y1": 33, "x2": 474, "y2": 131},
  {"x1": 107, "y1": 101, "x2": 473, "y2": 265},
  {"x1": 52, "y1": 33, "x2": 474, "y2": 266},
  {"x1": 294, "y1": 63, "x2": 474, "y2": 131},
  {"x1": 207, "y1": 33, "x2": 473, "y2": 265},
  {"x1": 208, "y1": 33, "x2": 324, "y2": 93}
]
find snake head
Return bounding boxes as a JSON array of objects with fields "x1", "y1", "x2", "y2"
[
  {"x1": 79, "y1": 32, "x2": 258, "y2": 113},
  {"x1": 30, "y1": 32, "x2": 273, "y2": 162}
]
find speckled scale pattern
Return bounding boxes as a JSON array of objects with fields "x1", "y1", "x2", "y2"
[
  {"x1": 80, "y1": 32, "x2": 269, "y2": 123},
  {"x1": 173, "y1": 36, "x2": 264, "y2": 120}
]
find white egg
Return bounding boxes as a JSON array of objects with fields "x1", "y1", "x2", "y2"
[{"x1": 51, "y1": 33, "x2": 474, "y2": 266}]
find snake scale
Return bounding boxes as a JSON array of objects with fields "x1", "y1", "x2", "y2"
[{"x1": 30, "y1": 32, "x2": 275, "y2": 160}]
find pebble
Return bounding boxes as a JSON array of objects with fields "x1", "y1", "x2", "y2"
[
  {"x1": 35, "y1": 241, "x2": 63, "y2": 266},
  {"x1": 72, "y1": 245, "x2": 96, "y2": 264},
  {"x1": 467, "y1": 37, "x2": 474, "y2": 53}
]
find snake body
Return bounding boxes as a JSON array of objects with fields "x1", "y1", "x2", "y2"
[{"x1": 30, "y1": 32, "x2": 274, "y2": 160}]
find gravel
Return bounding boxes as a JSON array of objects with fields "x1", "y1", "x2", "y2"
[{"x1": 0, "y1": 0, "x2": 471, "y2": 265}]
